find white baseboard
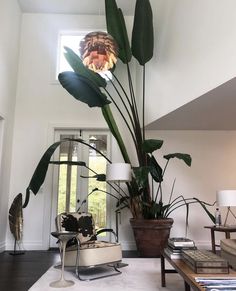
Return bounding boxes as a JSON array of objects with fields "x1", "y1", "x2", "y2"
[
  {"x1": 0, "y1": 240, "x2": 5, "y2": 252},
  {"x1": 5, "y1": 240, "x2": 47, "y2": 251},
  {"x1": 4, "y1": 240, "x2": 213, "y2": 252},
  {"x1": 121, "y1": 240, "x2": 212, "y2": 251},
  {"x1": 194, "y1": 240, "x2": 212, "y2": 250},
  {"x1": 120, "y1": 240, "x2": 137, "y2": 250}
]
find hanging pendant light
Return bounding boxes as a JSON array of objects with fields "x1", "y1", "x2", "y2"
[{"x1": 80, "y1": 31, "x2": 118, "y2": 73}]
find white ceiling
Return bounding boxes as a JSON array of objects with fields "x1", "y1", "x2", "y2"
[
  {"x1": 17, "y1": 0, "x2": 135, "y2": 15},
  {"x1": 146, "y1": 77, "x2": 236, "y2": 130},
  {"x1": 17, "y1": 0, "x2": 236, "y2": 130}
]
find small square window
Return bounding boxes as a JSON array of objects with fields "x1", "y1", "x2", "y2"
[
  {"x1": 57, "y1": 33, "x2": 84, "y2": 75},
  {"x1": 57, "y1": 31, "x2": 112, "y2": 81}
]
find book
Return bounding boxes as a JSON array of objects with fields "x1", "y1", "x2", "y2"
[
  {"x1": 164, "y1": 247, "x2": 182, "y2": 259},
  {"x1": 168, "y1": 244, "x2": 197, "y2": 252},
  {"x1": 195, "y1": 277, "x2": 236, "y2": 290},
  {"x1": 182, "y1": 250, "x2": 228, "y2": 268},
  {"x1": 182, "y1": 250, "x2": 229, "y2": 274},
  {"x1": 168, "y1": 237, "x2": 195, "y2": 248}
]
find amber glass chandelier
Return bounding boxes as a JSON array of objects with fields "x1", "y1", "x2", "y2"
[{"x1": 80, "y1": 31, "x2": 118, "y2": 73}]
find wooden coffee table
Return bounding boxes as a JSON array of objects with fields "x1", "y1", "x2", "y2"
[{"x1": 161, "y1": 250, "x2": 236, "y2": 291}]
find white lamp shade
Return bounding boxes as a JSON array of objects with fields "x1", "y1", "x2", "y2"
[
  {"x1": 216, "y1": 190, "x2": 236, "y2": 207},
  {"x1": 106, "y1": 163, "x2": 131, "y2": 182}
]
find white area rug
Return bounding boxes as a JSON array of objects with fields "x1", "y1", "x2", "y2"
[{"x1": 29, "y1": 258, "x2": 184, "y2": 291}]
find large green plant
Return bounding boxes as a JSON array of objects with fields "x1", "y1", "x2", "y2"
[{"x1": 57, "y1": 0, "x2": 215, "y2": 221}]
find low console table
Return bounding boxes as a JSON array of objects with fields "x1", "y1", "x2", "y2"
[
  {"x1": 160, "y1": 251, "x2": 236, "y2": 291},
  {"x1": 204, "y1": 225, "x2": 236, "y2": 253}
]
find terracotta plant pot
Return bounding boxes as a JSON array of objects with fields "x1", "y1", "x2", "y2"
[{"x1": 130, "y1": 218, "x2": 174, "y2": 257}]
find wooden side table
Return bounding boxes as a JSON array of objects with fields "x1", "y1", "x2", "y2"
[{"x1": 204, "y1": 225, "x2": 236, "y2": 253}]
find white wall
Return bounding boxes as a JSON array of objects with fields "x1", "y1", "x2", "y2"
[
  {"x1": 103, "y1": 130, "x2": 236, "y2": 250},
  {"x1": 7, "y1": 3, "x2": 236, "y2": 251},
  {"x1": 146, "y1": 0, "x2": 236, "y2": 124},
  {"x1": 0, "y1": 0, "x2": 21, "y2": 252},
  {"x1": 146, "y1": 130, "x2": 236, "y2": 248},
  {"x1": 7, "y1": 13, "x2": 135, "y2": 250}
]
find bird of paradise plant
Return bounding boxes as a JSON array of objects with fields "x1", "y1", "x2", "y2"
[
  {"x1": 55, "y1": 0, "x2": 215, "y2": 222},
  {"x1": 13, "y1": 0, "x2": 215, "y2": 226}
]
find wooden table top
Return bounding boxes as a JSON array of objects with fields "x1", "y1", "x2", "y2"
[{"x1": 163, "y1": 252, "x2": 236, "y2": 291}]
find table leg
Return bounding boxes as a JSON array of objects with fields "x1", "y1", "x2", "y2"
[
  {"x1": 225, "y1": 232, "x2": 231, "y2": 239},
  {"x1": 184, "y1": 281, "x2": 191, "y2": 291},
  {"x1": 211, "y1": 229, "x2": 216, "y2": 253},
  {"x1": 160, "y1": 254, "x2": 166, "y2": 287},
  {"x1": 50, "y1": 239, "x2": 74, "y2": 288}
]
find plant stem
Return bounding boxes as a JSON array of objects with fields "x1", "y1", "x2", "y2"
[
  {"x1": 142, "y1": 65, "x2": 146, "y2": 140},
  {"x1": 107, "y1": 77, "x2": 136, "y2": 133},
  {"x1": 104, "y1": 88, "x2": 137, "y2": 146}
]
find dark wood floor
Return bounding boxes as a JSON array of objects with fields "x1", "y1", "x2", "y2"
[{"x1": 0, "y1": 250, "x2": 138, "y2": 291}]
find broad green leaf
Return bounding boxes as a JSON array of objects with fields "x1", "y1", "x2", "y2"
[
  {"x1": 102, "y1": 104, "x2": 130, "y2": 164},
  {"x1": 118, "y1": 8, "x2": 132, "y2": 62},
  {"x1": 63, "y1": 46, "x2": 107, "y2": 88},
  {"x1": 58, "y1": 71, "x2": 111, "y2": 107},
  {"x1": 105, "y1": 0, "x2": 131, "y2": 63},
  {"x1": 131, "y1": 0, "x2": 154, "y2": 65},
  {"x1": 142, "y1": 139, "x2": 163, "y2": 153},
  {"x1": 147, "y1": 155, "x2": 163, "y2": 182},
  {"x1": 164, "y1": 153, "x2": 192, "y2": 167}
]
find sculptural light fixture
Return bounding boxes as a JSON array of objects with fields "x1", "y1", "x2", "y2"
[{"x1": 80, "y1": 31, "x2": 118, "y2": 73}]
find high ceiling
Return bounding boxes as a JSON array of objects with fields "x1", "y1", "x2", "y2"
[
  {"x1": 146, "y1": 77, "x2": 236, "y2": 130},
  {"x1": 17, "y1": 0, "x2": 135, "y2": 15},
  {"x1": 17, "y1": 0, "x2": 236, "y2": 130}
]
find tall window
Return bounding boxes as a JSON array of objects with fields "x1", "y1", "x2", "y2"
[{"x1": 53, "y1": 130, "x2": 110, "y2": 230}]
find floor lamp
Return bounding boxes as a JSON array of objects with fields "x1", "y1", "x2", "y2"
[
  {"x1": 216, "y1": 190, "x2": 236, "y2": 226},
  {"x1": 106, "y1": 163, "x2": 132, "y2": 242},
  {"x1": 106, "y1": 163, "x2": 131, "y2": 268}
]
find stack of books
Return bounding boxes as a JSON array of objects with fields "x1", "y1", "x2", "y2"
[
  {"x1": 164, "y1": 237, "x2": 196, "y2": 259},
  {"x1": 182, "y1": 250, "x2": 229, "y2": 274},
  {"x1": 195, "y1": 277, "x2": 236, "y2": 290}
]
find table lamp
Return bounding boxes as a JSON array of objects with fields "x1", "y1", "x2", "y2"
[
  {"x1": 216, "y1": 190, "x2": 236, "y2": 226},
  {"x1": 106, "y1": 163, "x2": 131, "y2": 241}
]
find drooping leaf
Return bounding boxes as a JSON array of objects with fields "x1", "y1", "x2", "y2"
[
  {"x1": 22, "y1": 138, "x2": 111, "y2": 208},
  {"x1": 131, "y1": 0, "x2": 154, "y2": 65},
  {"x1": 193, "y1": 197, "x2": 215, "y2": 223},
  {"x1": 102, "y1": 104, "x2": 130, "y2": 163},
  {"x1": 9, "y1": 193, "x2": 23, "y2": 241},
  {"x1": 28, "y1": 138, "x2": 108, "y2": 196},
  {"x1": 49, "y1": 161, "x2": 86, "y2": 167},
  {"x1": 147, "y1": 155, "x2": 163, "y2": 182},
  {"x1": 164, "y1": 153, "x2": 192, "y2": 167},
  {"x1": 28, "y1": 140, "x2": 64, "y2": 194},
  {"x1": 142, "y1": 139, "x2": 163, "y2": 153},
  {"x1": 58, "y1": 72, "x2": 111, "y2": 107},
  {"x1": 80, "y1": 174, "x2": 106, "y2": 181},
  {"x1": 63, "y1": 46, "x2": 107, "y2": 88},
  {"x1": 22, "y1": 188, "x2": 30, "y2": 208},
  {"x1": 105, "y1": 0, "x2": 131, "y2": 63},
  {"x1": 95, "y1": 174, "x2": 106, "y2": 181}
]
